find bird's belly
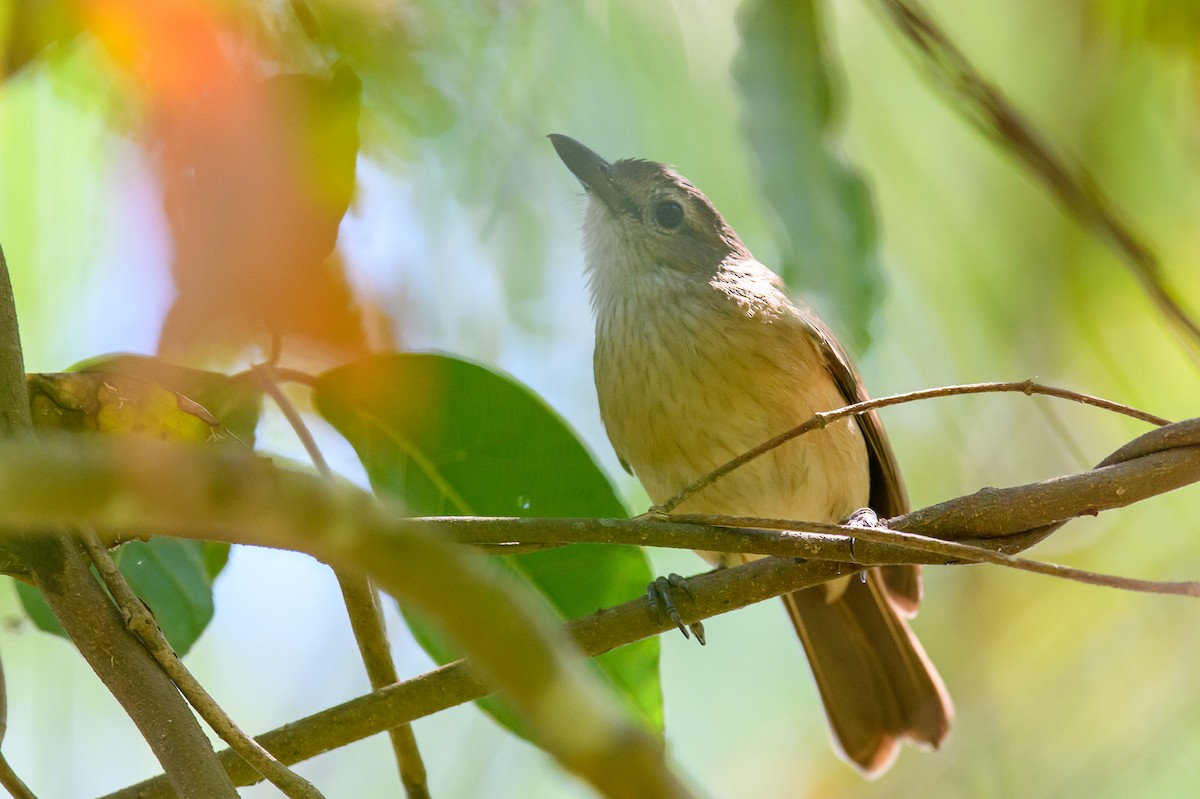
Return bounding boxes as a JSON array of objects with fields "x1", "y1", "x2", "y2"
[{"x1": 596, "y1": 333, "x2": 869, "y2": 528}]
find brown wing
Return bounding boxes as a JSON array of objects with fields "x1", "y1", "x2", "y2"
[
  {"x1": 799, "y1": 310, "x2": 921, "y2": 613},
  {"x1": 784, "y1": 311, "x2": 951, "y2": 772}
]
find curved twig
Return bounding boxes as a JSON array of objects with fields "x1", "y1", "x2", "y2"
[
  {"x1": 870, "y1": 0, "x2": 1200, "y2": 361},
  {"x1": 251, "y1": 363, "x2": 429, "y2": 798},
  {"x1": 79, "y1": 530, "x2": 325, "y2": 799},
  {"x1": 0, "y1": 415, "x2": 1196, "y2": 795},
  {"x1": 656, "y1": 380, "x2": 1168, "y2": 514}
]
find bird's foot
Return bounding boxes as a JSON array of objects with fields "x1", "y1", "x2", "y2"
[
  {"x1": 843, "y1": 508, "x2": 882, "y2": 582},
  {"x1": 636, "y1": 505, "x2": 671, "y2": 522},
  {"x1": 646, "y1": 574, "x2": 705, "y2": 645},
  {"x1": 846, "y1": 507, "x2": 880, "y2": 528}
]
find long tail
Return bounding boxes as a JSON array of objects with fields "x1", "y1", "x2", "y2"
[{"x1": 783, "y1": 568, "x2": 953, "y2": 776}]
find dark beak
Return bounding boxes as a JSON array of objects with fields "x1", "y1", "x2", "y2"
[{"x1": 548, "y1": 134, "x2": 631, "y2": 216}]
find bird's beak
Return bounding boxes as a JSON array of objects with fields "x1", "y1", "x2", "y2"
[{"x1": 548, "y1": 134, "x2": 631, "y2": 217}]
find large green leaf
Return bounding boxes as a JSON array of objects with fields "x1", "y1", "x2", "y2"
[
  {"x1": 734, "y1": 0, "x2": 883, "y2": 354},
  {"x1": 314, "y1": 353, "x2": 662, "y2": 734},
  {"x1": 15, "y1": 355, "x2": 259, "y2": 655}
]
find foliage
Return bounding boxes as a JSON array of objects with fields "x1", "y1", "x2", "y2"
[
  {"x1": 0, "y1": 1, "x2": 1198, "y2": 798},
  {"x1": 314, "y1": 353, "x2": 661, "y2": 734}
]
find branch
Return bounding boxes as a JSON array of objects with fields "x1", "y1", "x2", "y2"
[
  {"x1": 869, "y1": 0, "x2": 1200, "y2": 360},
  {"x1": 252, "y1": 363, "x2": 429, "y2": 799},
  {"x1": 0, "y1": 436, "x2": 692, "y2": 799},
  {"x1": 0, "y1": 752, "x2": 36, "y2": 799},
  {"x1": 0, "y1": 246, "x2": 237, "y2": 798},
  {"x1": 104, "y1": 557, "x2": 842, "y2": 799},
  {"x1": 656, "y1": 379, "x2": 1167, "y2": 514},
  {"x1": 0, "y1": 649, "x2": 36, "y2": 799},
  {"x1": 79, "y1": 531, "x2": 325, "y2": 799},
  {"x1": 425, "y1": 418, "x2": 1200, "y2": 596},
  {"x1": 0, "y1": 417, "x2": 1193, "y2": 794}
]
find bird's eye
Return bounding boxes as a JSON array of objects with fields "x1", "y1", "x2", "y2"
[{"x1": 653, "y1": 200, "x2": 684, "y2": 229}]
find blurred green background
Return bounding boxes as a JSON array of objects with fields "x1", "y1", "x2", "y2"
[{"x1": 2, "y1": 0, "x2": 1200, "y2": 796}]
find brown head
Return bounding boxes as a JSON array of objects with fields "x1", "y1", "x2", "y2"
[{"x1": 549, "y1": 135, "x2": 751, "y2": 287}]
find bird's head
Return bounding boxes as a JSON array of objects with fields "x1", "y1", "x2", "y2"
[{"x1": 549, "y1": 134, "x2": 750, "y2": 289}]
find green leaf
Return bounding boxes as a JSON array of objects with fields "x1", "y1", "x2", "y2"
[
  {"x1": 14, "y1": 583, "x2": 61, "y2": 638},
  {"x1": 70, "y1": 353, "x2": 264, "y2": 446},
  {"x1": 733, "y1": 0, "x2": 883, "y2": 354},
  {"x1": 14, "y1": 538, "x2": 222, "y2": 656},
  {"x1": 112, "y1": 539, "x2": 219, "y2": 655},
  {"x1": 314, "y1": 353, "x2": 662, "y2": 734},
  {"x1": 15, "y1": 355, "x2": 253, "y2": 654}
]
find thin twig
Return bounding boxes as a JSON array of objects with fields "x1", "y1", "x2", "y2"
[
  {"x1": 252, "y1": 364, "x2": 430, "y2": 799},
  {"x1": 871, "y1": 0, "x2": 1200, "y2": 361},
  {"x1": 0, "y1": 645, "x2": 36, "y2": 799},
  {"x1": 103, "y1": 557, "x2": 843, "y2": 799},
  {"x1": 262, "y1": 365, "x2": 319, "y2": 387},
  {"x1": 0, "y1": 430, "x2": 1193, "y2": 797},
  {"x1": 0, "y1": 750, "x2": 36, "y2": 799},
  {"x1": 79, "y1": 530, "x2": 325, "y2": 799},
  {"x1": 0, "y1": 643, "x2": 5, "y2": 745},
  {"x1": 668, "y1": 514, "x2": 1200, "y2": 597},
  {"x1": 655, "y1": 379, "x2": 1167, "y2": 514},
  {"x1": 0, "y1": 248, "x2": 236, "y2": 798}
]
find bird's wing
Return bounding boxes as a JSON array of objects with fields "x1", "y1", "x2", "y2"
[{"x1": 799, "y1": 309, "x2": 922, "y2": 613}]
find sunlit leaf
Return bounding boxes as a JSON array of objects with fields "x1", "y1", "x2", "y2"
[
  {"x1": 733, "y1": 0, "x2": 883, "y2": 353},
  {"x1": 72, "y1": 353, "x2": 263, "y2": 446},
  {"x1": 28, "y1": 371, "x2": 223, "y2": 443},
  {"x1": 16, "y1": 361, "x2": 253, "y2": 655},
  {"x1": 314, "y1": 353, "x2": 663, "y2": 735}
]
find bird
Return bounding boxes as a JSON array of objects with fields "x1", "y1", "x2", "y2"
[{"x1": 549, "y1": 133, "x2": 952, "y2": 776}]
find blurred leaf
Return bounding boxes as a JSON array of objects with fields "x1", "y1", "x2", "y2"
[
  {"x1": 86, "y1": 1, "x2": 367, "y2": 361},
  {"x1": 155, "y1": 55, "x2": 367, "y2": 360},
  {"x1": 1089, "y1": 0, "x2": 1200, "y2": 56},
  {"x1": 733, "y1": 0, "x2": 883, "y2": 353},
  {"x1": 17, "y1": 362, "x2": 248, "y2": 654},
  {"x1": 298, "y1": 0, "x2": 454, "y2": 143},
  {"x1": 0, "y1": 0, "x2": 83, "y2": 78},
  {"x1": 314, "y1": 353, "x2": 662, "y2": 734},
  {"x1": 71, "y1": 353, "x2": 264, "y2": 446}
]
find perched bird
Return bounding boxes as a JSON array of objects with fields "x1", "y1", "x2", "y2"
[{"x1": 550, "y1": 134, "x2": 952, "y2": 775}]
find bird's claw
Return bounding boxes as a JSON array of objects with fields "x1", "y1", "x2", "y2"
[
  {"x1": 845, "y1": 508, "x2": 880, "y2": 582},
  {"x1": 646, "y1": 574, "x2": 705, "y2": 645},
  {"x1": 846, "y1": 507, "x2": 880, "y2": 528}
]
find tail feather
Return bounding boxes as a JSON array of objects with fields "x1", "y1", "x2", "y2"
[{"x1": 783, "y1": 568, "x2": 952, "y2": 775}]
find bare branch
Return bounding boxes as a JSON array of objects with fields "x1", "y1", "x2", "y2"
[
  {"x1": 0, "y1": 246, "x2": 237, "y2": 799},
  {"x1": 104, "y1": 557, "x2": 842, "y2": 799},
  {"x1": 0, "y1": 436, "x2": 692, "y2": 799},
  {"x1": 870, "y1": 0, "x2": 1200, "y2": 361},
  {"x1": 80, "y1": 530, "x2": 326, "y2": 799},
  {"x1": 0, "y1": 417, "x2": 1196, "y2": 795},
  {"x1": 426, "y1": 418, "x2": 1200, "y2": 597},
  {"x1": 0, "y1": 649, "x2": 36, "y2": 799},
  {"x1": 252, "y1": 364, "x2": 429, "y2": 798},
  {"x1": 0, "y1": 751, "x2": 36, "y2": 799},
  {"x1": 656, "y1": 380, "x2": 1168, "y2": 514}
]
